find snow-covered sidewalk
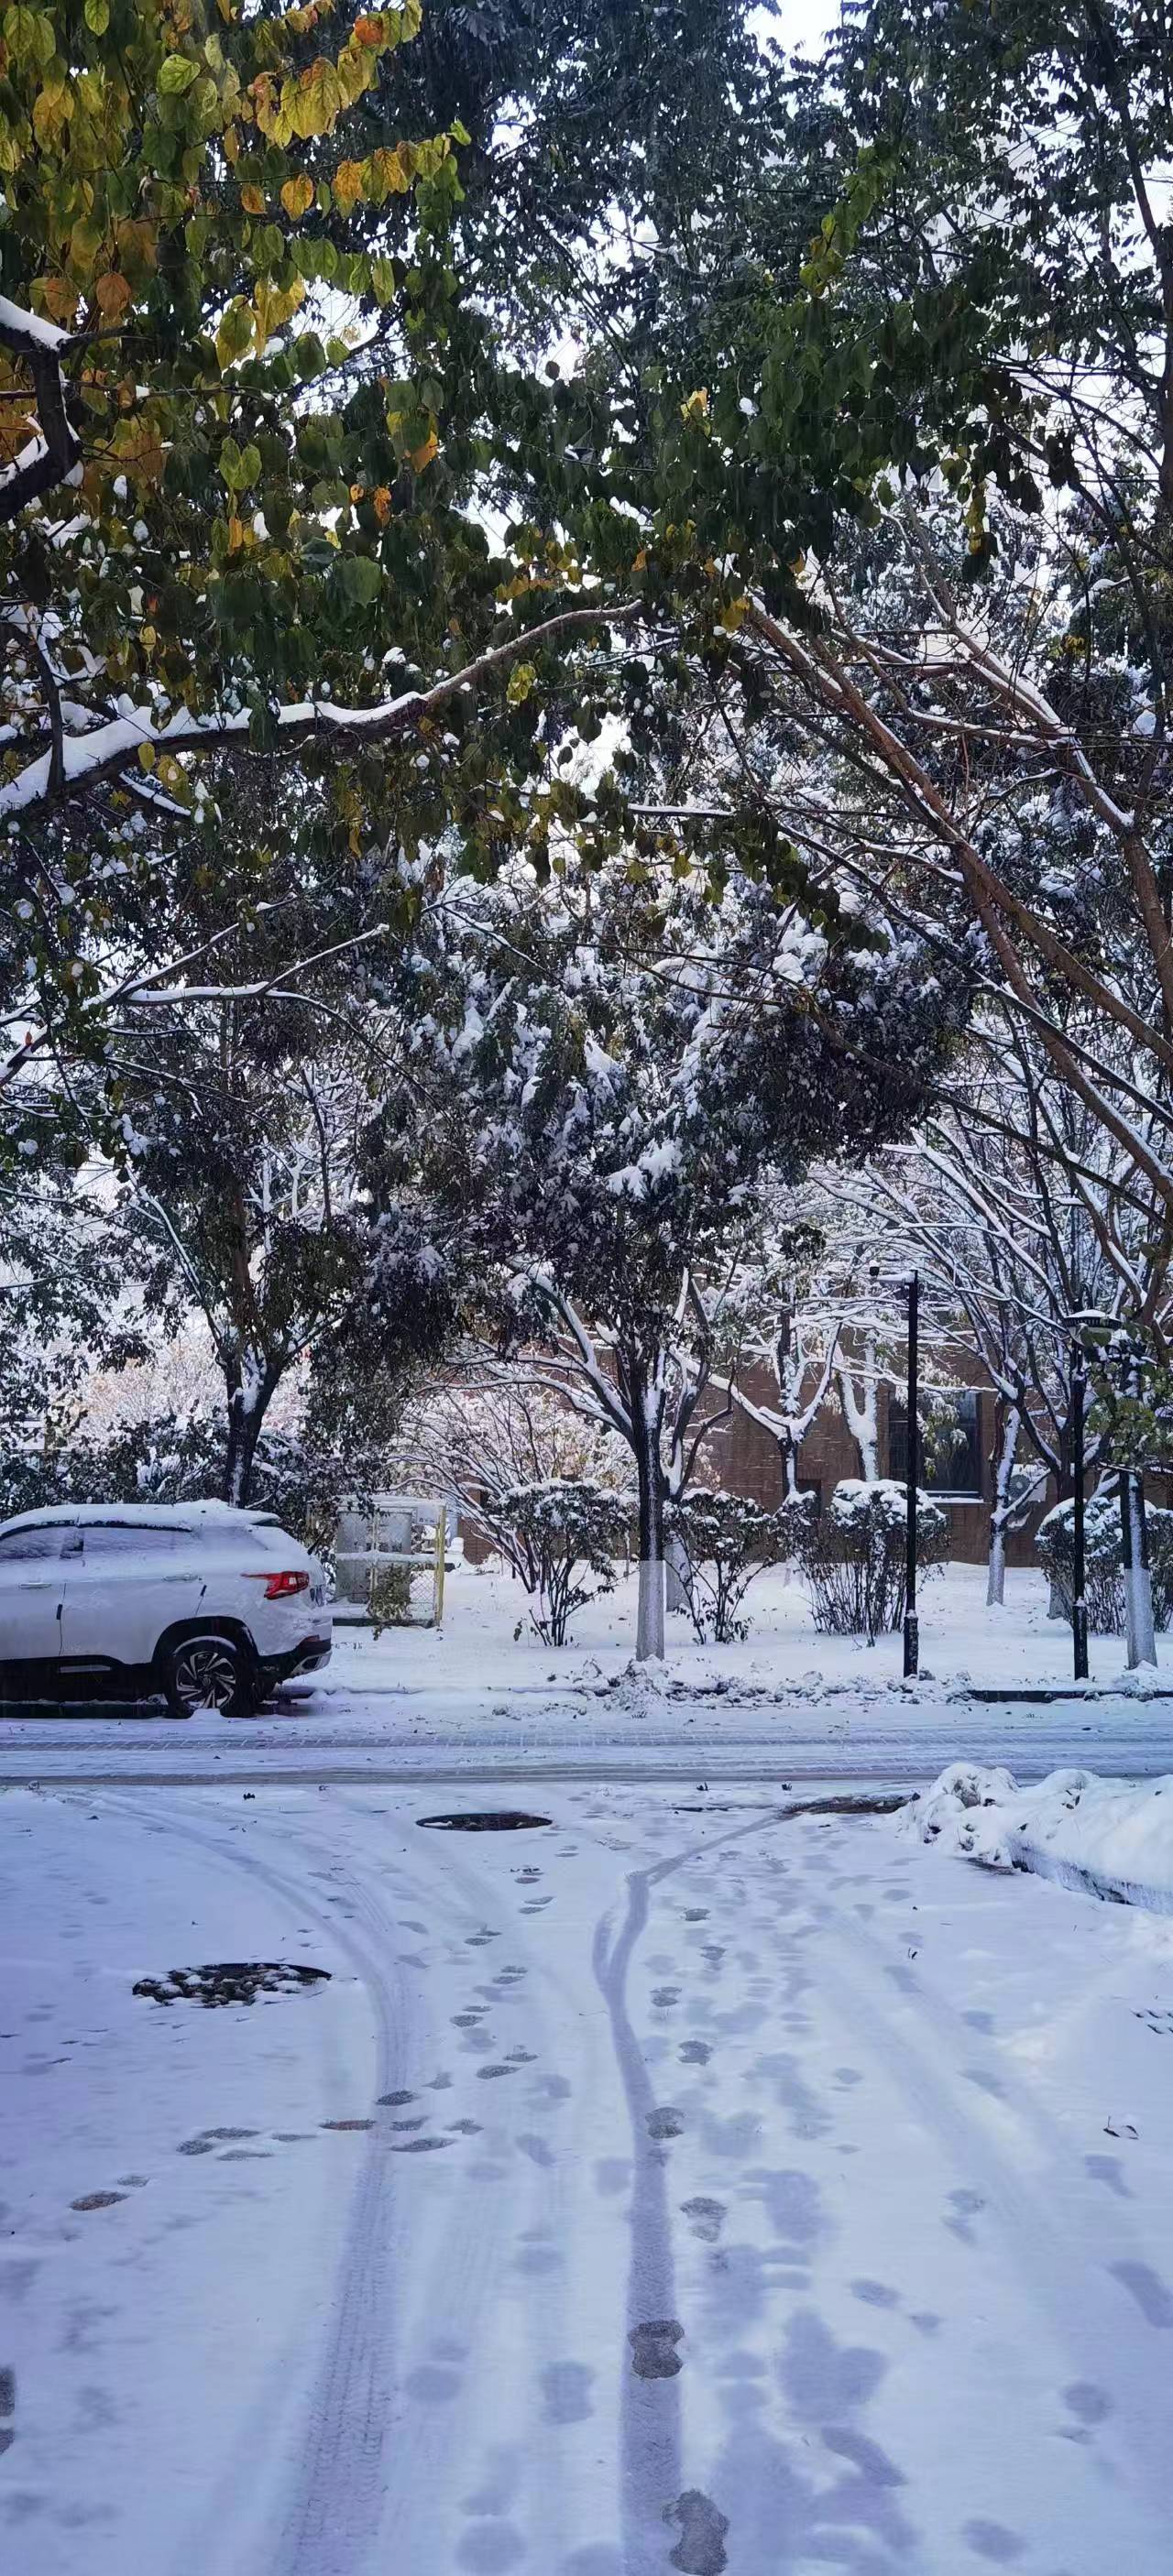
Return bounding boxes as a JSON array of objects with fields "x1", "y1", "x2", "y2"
[{"x1": 5, "y1": 1778, "x2": 1173, "y2": 2573}]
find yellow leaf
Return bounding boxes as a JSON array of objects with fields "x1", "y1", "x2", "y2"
[
  {"x1": 227, "y1": 513, "x2": 244, "y2": 551},
  {"x1": 223, "y1": 121, "x2": 241, "y2": 160},
  {"x1": 94, "y1": 269, "x2": 131, "y2": 320},
  {"x1": 32, "y1": 87, "x2": 68, "y2": 147},
  {"x1": 280, "y1": 172, "x2": 313, "y2": 218},
  {"x1": 37, "y1": 274, "x2": 80, "y2": 323},
  {"x1": 250, "y1": 274, "x2": 305, "y2": 349},
  {"x1": 368, "y1": 141, "x2": 411, "y2": 197},
  {"x1": 239, "y1": 183, "x2": 266, "y2": 213},
  {"x1": 373, "y1": 484, "x2": 391, "y2": 523},
  {"x1": 680, "y1": 387, "x2": 709, "y2": 425},
  {"x1": 115, "y1": 218, "x2": 159, "y2": 279},
  {"x1": 409, "y1": 428, "x2": 438, "y2": 472},
  {"x1": 289, "y1": 56, "x2": 341, "y2": 139},
  {"x1": 332, "y1": 158, "x2": 366, "y2": 213}
]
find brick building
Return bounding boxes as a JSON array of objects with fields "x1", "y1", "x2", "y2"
[{"x1": 698, "y1": 1364, "x2": 1014, "y2": 1566}]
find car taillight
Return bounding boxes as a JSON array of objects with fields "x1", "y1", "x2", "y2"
[{"x1": 248, "y1": 1569, "x2": 310, "y2": 1599}]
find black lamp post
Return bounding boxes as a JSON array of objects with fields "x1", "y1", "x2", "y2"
[{"x1": 904, "y1": 1271, "x2": 919, "y2": 1680}]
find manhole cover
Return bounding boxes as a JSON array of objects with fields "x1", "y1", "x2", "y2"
[
  {"x1": 133, "y1": 1962, "x2": 331, "y2": 2008},
  {"x1": 417, "y1": 1812, "x2": 552, "y2": 1833}
]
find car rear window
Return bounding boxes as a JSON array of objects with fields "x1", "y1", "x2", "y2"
[
  {"x1": 78, "y1": 1525, "x2": 191, "y2": 1557},
  {"x1": 0, "y1": 1526, "x2": 65, "y2": 1562}
]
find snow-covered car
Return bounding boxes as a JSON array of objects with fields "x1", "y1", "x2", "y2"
[{"x1": 0, "y1": 1501, "x2": 332, "y2": 1715}]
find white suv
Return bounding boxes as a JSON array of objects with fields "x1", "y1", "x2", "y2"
[{"x1": 0, "y1": 1501, "x2": 332, "y2": 1716}]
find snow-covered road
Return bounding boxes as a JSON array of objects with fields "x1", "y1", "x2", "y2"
[
  {"x1": 7, "y1": 1699, "x2": 1173, "y2": 1788},
  {"x1": 5, "y1": 1781, "x2": 1173, "y2": 2574}
]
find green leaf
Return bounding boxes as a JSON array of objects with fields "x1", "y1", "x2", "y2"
[
  {"x1": 338, "y1": 554, "x2": 382, "y2": 605},
  {"x1": 158, "y1": 53, "x2": 199, "y2": 95},
  {"x1": 83, "y1": 0, "x2": 109, "y2": 30}
]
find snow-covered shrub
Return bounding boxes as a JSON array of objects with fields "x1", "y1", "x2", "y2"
[
  {"x1": 1037, "y1": 1492, "x2": 1173, "y2": 1634},
  {"x1": 669, "y1": 1488, "x2": 798, "y2": 1642},
  {"x1": 499, "y1": 1479, "x2": 631, "y2": 1646},
  {"x1": 0, "y1": 1407, "x2": 375, "y2": 1562},
  {"x1": 393, "y1": 1377, "x2": 634, "y2": 1642},
  {"x1": 794, "y1": 1478, "x2": 947, "y2": 1640}
]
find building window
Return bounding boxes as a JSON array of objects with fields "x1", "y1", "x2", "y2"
[{"x1": 888, "y1": 1390, "x2": 982, "y2": 1498}]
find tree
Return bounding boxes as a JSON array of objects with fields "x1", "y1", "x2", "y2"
[
  {"x1": 0, "y1": 0, "x2": 797, "y2": 1171},
  {"x1": 832, "y1": 1010, "x2": 1167, "y2": 1606},
  {"x1": 104, "y1": 807, "x2": 458, "y2": 1501},
  {"x1": 400, "y1": 847, "x2": 970, "y2": 1656},
  {"x1": 393, "y1": 1366, "x2": 631, "y2": 1643},
  {"x1": 0, "y1": 1160, "x2": 151, "y2": 1478},
  {"x1": 715, "y1": 1189, "x2": 844, "y2": 1498},
  {"x1": 609, "y1": 1, "x2": 1173, "y2": 1358}
]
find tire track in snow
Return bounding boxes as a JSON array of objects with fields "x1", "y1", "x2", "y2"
[
  {"x1": 593, "y1": 1808, "x2": 796, "y2": 2575},
  {"x1": 95, "y1": 1789, "x2": 412, "y2": 2576}
]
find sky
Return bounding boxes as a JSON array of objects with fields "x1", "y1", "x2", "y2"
[{"x1": 751, "y1": 0, "x2": 846, "y2": 53}]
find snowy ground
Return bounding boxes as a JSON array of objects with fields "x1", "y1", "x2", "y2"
[
  {"x1": 323, "y1": 1555, "x2": 1172, "y2": 1700},
  {"x1": 5, "y1": 1563, "x2": 1173, "y2": 1790},
  {"x1": 5, "y1": 1777, "x2": 1173, "y2": 2575}
]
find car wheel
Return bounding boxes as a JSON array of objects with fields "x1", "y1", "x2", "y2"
[{"x1": 162, "y1": 1635, "x2": 255, "y2": 1719}]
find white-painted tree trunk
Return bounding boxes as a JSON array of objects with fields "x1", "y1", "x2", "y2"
[
  {"x1": 1121, "y1": 1472, "x2": 1157, "y2": 1670},
  {"x1": 985, "y1": 1403, "x2": 1020, "y2": 1608},
  {"x1": 637, "y1": 1550, "x2": 665, "y2": 1661},
  {"x1": 987, "y1": 1524, "x2": 1007, "y2": 1610}
]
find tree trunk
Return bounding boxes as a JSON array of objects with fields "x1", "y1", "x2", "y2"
[
  {"x1": 1120, "y1": 1468, "x2": 1157, "y2": 1670},
  {"x1": 223, "y1": 1355, "x2": 278, "y2": 1508},
  {"x1": 665, "y1": 1528, "x2": 690, "y2": 1615},
  {"x1": 1047, "y1": 1426, "x2": 1075, "y2": 1619},
  {"x1": 838, "y1": 1359, "x2": 879, "y2": 1482},
  {"x1": 634, "y1": 1423, "x2": 666, "y2": 1662},
  {"x1": 778, "y1": 1428, "x2": 800, "y2": 1501},
  {"x1": 987, "y1": 1523, "x2": 1007, "y2": 1610},
  {"x1": 986, "y1": 1403, "x2": 1020, "y2": 1609}
]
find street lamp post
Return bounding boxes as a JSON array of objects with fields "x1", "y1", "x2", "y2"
[{"x1": 904, "y1": 1271, "x2": 919, "y2": 1680}]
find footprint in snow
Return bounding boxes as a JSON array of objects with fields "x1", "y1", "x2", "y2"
[
  {"x1": 944, "y1": 2189, "x2": 985, "y2": 2243},
  {"x1": 630, "y1": 2319, "x2": 685, "y2": 2380},
  {"x1": 665, "y1": 2489, "x2": 729, "y2": 2576},
  {"x1": 681, "y1": 2197, "x2": 726, "y2": 2243},
  {"x1": 647, "y1": 2107, "x2": 686, "y2": 2141}
]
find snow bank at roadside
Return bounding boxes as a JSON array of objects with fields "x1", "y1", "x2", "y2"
[{"x1": 898, "y1": 1762, "x2": 1173, "y2": 1911}]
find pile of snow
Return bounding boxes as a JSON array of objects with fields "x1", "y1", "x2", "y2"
[{"x1": 899, "y1": 1762, "x2": 1173, "y2": 1910}]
